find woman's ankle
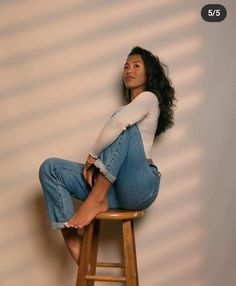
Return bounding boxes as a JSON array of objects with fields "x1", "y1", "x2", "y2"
[{"x1": 91, "y1": 173, "x2": 112, "y2": 199}]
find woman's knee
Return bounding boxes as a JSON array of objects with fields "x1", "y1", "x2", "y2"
[{"x1": 39, "y1": 157, "x2": 59, "y2": 181}]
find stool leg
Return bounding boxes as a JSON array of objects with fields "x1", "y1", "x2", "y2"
[
  {"x1": 87, "y1": 220, "x2": 100, "y2": 286},
  {"x1": 122, "y1": 220, "x2": 139, "y2": 286},
  {"x1": 130, "y1": 220, "x2": 139, "y2": 285},
  {"x1": 76, "y1": 221, "x2": 94, "y2": 286}
]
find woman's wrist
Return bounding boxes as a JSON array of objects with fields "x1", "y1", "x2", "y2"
[
  {"x1": 86, "y1": 154, "x2": 97, "y2": 165},
  {"x1": 88, "y1": 153, "x2": 98, "y2": 160}
]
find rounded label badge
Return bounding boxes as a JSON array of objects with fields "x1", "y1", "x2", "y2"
[{"x1": 201, "y1": 4, "x2": 227, "y2": 22}]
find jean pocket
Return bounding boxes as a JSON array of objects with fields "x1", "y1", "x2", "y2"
[
  {"x1": 150, "y1": 164, "x2": 161, "y2": 179},
  {"x1": 134, "y1": 192, "x2": 159, "y2": 210},
  {"x1": 134, "y1": 180, "x2": 160, "y2": 210}
]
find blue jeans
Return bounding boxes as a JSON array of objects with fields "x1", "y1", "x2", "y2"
[{"x1": 39, "y1": 124, "x2": 161, "y2": 230}]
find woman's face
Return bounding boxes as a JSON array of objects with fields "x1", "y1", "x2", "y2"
[{"x1": 123, "y1": 54, "x2": 146, "y2": 94}]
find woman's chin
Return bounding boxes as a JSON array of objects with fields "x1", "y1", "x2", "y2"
[{"x1": 124, "y1": 84, "x2": 135, "y2": 89}]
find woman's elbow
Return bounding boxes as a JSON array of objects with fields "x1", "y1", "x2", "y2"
[{"x1": 110, "y1": 116, "x2": 129, "y2": 133}]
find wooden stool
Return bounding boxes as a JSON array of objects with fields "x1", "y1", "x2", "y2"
[{"x1": 76, "y1": 209, "x2": 144, "y2": 286}]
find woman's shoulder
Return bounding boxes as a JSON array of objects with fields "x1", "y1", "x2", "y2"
[
  {"x1": 140, "y1": 91, "x2": 157, "y2": 100},
  {"x1": 134, "y1": 91, "x2": 158, "y2": 105}
]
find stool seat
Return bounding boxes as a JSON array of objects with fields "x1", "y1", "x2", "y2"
[
  {"x1": 95, "y1": 209, "x2": 144, "y2": 220},
  {"x1": 76, "y1": 209, "x2": 144, "y2": 286}
]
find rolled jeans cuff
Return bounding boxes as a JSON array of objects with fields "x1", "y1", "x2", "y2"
[
  {"x1": 93, "y1": 158, "x2": 116, "y2": 183},
  {"x1": 51, "y1": 221, "x2": 67, "y2": 230}
]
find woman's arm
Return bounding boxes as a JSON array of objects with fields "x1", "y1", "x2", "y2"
[{"x1": 89, "y1": 91, "x2": 158, "y2": 158}]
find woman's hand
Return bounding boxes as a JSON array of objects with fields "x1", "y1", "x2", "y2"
[{"x1": 83, "y1": 155, "x2": 98, "y2": 188}]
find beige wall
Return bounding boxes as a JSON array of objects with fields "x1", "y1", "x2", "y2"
[{"x1": 1, "y1": 1, "x2": 235, "y2": 285}]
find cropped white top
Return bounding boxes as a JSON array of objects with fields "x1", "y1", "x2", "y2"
[{"x1": 89, "y1": 91, "x2": 160, "y2": 159}]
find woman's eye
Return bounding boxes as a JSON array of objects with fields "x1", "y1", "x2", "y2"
[{"x1": 134, "y1": 64, "x2": 140, "y2": 68}]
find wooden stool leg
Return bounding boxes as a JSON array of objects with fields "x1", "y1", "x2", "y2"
[
  {"x1": 76, "y1": 221, "x2": 95, "y2": 286},
  {"x1": 130, "y1": 219, "x2": 139, "y2": 285},
  {"x1": 122, "y1": 220, "x2": 139, "y2": 286},
  {"x1": 87, "y1": 220, "x2": 100, "y2": 286}
]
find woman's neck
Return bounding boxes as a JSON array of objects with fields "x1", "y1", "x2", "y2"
[{"x1": 130, "y1": 87, "x2": 145, "y2": 101}]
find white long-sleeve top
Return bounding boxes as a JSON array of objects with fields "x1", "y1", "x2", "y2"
[{"x1": 89, "y1": 91, "x2": 160, "y2": 159}]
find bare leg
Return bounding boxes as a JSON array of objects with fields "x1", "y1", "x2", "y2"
[
  {"x1": 61, "y1": 228, "x2": 82, "y2": 265},
  {"x1": 66, "y1": 173, "x2": 111, "y2": 228}
]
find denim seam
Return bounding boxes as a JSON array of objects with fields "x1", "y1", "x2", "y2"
[
  {"x1": 106, "y1": 131, "x2": 125, "y2": 170},
  {"x1": 107, "y1": 131, "x2": 126, "y2": 166},
  {"x1": 94, "y1": 132, "x2": 126, "y2": 183},
  {"x1": 53, "y1": 166, "x2": 83, "y2": 222},
  {"x1": 54, "y1": 166, "x2": 87, "y2": 197},
  {"x1": 54, "y1": 182, "x2": 66, "y2": 221},
  {"x1": 55, "y1": 166, "x2": 83, "y2": 176}
]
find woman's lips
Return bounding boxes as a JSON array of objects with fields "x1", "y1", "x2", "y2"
[{"x1": 125, "y1": 76, "x2": 135, "y2": 81}]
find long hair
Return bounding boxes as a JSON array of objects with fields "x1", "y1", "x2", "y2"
[{"x1": 123, "y1": 46, "x2": 176, "y2": 136}]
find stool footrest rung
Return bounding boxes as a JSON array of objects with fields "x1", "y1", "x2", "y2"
[
  {"x1": 96, "y1": 262, "x2": 125, "y2": 268},
  {"x1": 86, "y1": 274, "x2": 126, "y2": 282}
]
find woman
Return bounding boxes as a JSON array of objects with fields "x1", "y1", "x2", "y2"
[{"x1": 39, "y1": 46, "x2": 176, "y2": 264}]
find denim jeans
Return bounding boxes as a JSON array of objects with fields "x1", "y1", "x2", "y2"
[{"x1": 39, "y1": 124, "x2": 161, "y2": 230}]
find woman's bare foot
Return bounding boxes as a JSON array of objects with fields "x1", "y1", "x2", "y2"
[
  {"x1": 65, "y1": 173, "x2": 111, "y2": 228},
  {"x1": 65, "y1": 194, "x2": 108, "y2": 228},
  {"x1": 61, "y1": 228, "x2": 82, "y2": 265}
]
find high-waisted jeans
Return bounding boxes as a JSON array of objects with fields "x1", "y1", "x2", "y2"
[{"x1": 39, "y1": 124, "x2": 161, "y2": 230}]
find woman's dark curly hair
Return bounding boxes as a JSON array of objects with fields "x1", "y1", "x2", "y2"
[{"x1": 123, "y1": 46, "x2": 176, "y2": 136}]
